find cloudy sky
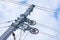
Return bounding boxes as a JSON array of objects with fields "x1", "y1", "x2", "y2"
[{"x1": 0, "y1": 0, "x2": 60, "y2": 40}]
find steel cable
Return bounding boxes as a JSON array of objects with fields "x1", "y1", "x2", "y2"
[{"x1": 0, "y1": 0, "x2": 60, "y2": 14}]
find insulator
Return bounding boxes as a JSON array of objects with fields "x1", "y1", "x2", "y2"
[
  {"x1": 19, "y1": 23, "x2": 29, "y2": 30},
  {"x1": 28, "y1": 20, "x2": 36, "y2": 26},
  {"x1": 17, "y1": 17, "x2": 20, "y2": 20},
  {"x1": 15, "y1": 19, "x2": 17, "y2": 22},
  {"x1": 29, "y1": 28, "x2": 39, "y2": 34},
  {"x1": 20, "y1": 14, "x2": 26, "y2": 18}
]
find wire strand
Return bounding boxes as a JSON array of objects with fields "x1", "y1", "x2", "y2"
[
  {"x1": 0, "y1": 20, "x2": 14, "y2": 24},
  {"x1": 1, "y1": 0, "x2": 60, "y2": 14},
  {"x1": 12, "y1": 32, "x2": 16, "y2": 40},
  {"x1": 0, "y1": 21, "x2": 59, "y2": 40},
  {"x1": 22, "y1": 32, "x2": 28, "y2": 40},
  {"x1": 0, "y1": 20, "x2": 60, "y2": 40},
  {"x1": 21, "y1": 29, "x2": 60, "y2": 40},
  {"x1": 3, "y1": 20, "x2": 59, "y2": 34},
  {"x1": 39, "y1": 30, "x2": 60, "y2": 40},
  {"x1": 0, "y1": 0, "x2": 59, "y2": 25},
  {"x1": 37, "y1": 22, "x2": 60, "y2": 33},
  {"x1": 0, "y1": 25, "x2": 10, "y2": 29},
  {"x1": 19, "y1": 30, "x2": 23, "y2": 40},
  {"x1": 0, "y1": 20, "x2": 60, "y2": 37},
  {"x1": 36, "y1": 22, "x2": 60, "y2": 40}
]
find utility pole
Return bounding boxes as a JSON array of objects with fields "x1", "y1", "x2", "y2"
[{"x1": 0, "y1": 5, "x2": 39, "y2": 40}]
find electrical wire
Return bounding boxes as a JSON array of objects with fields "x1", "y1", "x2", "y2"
[
  {"x1": 0, "y1": 20, "x2": 59, "y2": 40},
  {"x1": 18, "y1": 22, "x2": 60, "y2": 40},
  {"x1": 0, "y1": 20, "x2": 13, "y2": 28},
  {"x1": 0, "y1": 0, "x2": 59, "y2": 26},
  {"x1": 19, "y1": 30, "x2": 23, "y2": 40},
  {"x1": 0, "y1": 22, "x2": 59, "y2": 40},
  {"x1": 0, "y1": 20, "x2": 60, "y2": 40},
  {"x1": 20, "y1": 28, "x2": 60, "y2": 40},
  {"x1": 39, "y1": 30, "x2": 60, "y2": 40},
  {"x1": 0, "y1": 19, "x2": 59, "y2": 34},
  {"x1": 0, "y1": 20, "x2": 14, "y2": 24},
  {"x1": 36, "y1": 22, "x2": 60, "y2": 33},
  {"x1": 0, "y1": 26, "x2": 8, "y2": 28},
  {"x1": 22, "y1": 32, "x2": 28, "y2": 40},
  {"x1": 0, "y1": 21, "x2": 59, "y2": 39},
  {"x1": 0, "y1": 0, "x2": 30, "y2": 6},
  {"x1": 35, "y1": 22, "x2": 60, "y2": 40},
  {"x1": 0, "y1": 25, "x2": 10, "y2": 29},
  {"x1": 21, "y1": 24, "x2": 60, "y2": 40},
  {"x1": 12, "y1": 32, "x2": 16, "y2": 40},
  {"x1": 19, "y1": 30, "x2": 28, "y2": 40},
  {"x1": 0, "y1": 0, "x2": 60, "y2": 14},
  {"x1": 35, "y1": 5, "x2": 57, "y2": 14}
]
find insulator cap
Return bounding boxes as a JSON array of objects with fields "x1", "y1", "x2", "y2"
[
  {"x1": 29, "y1": 28, "x2": 39, "y2": 34},
  {"x1": 31, "y1": 4, "x2": 35, "y2": 7},
  {"x1": 28, "y1": 20, "x2": 36, "y2": 26}
]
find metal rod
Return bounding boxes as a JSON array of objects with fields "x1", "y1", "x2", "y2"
[{"x1": 0, "y1": 26, "x2": 16, "y2": 40}]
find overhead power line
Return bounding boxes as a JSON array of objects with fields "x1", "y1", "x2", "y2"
[
  {"x1": 0, "y1": 0, "x2": 60, "y2": 14},
  {"x1": 37, "y1": 22, "x2": 60, "y2": 33},
  {"x1": 0, "y1": 19, "x2": 60, "y2": 34},
  {"x1": 39, "y1": 30, "x2": 60, "y2": 40},
  {"x1": 19, "y1": 30, "x2": 23, "y2": 40},
  {"x1": 12, "y1": 32, "x2": 16, "y2": 40},
  {"x1": 0, "y1": 0, "x2": 60, "y2": 40},
  {"x1": 0, "y1": 20, "x2": 14, "y2": 24}
]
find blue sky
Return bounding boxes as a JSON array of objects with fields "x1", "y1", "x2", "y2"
[{"x1": 0, "y1": 0, "x2": 60, "y2": 40}]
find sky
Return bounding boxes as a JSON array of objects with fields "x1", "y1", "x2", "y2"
[{"x1": 0, "y1": 0, "x2": 60, "y2": 40}]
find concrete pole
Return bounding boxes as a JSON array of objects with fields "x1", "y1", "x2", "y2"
[{"x1": 0, "y1": 5, "x2": 35, "y2": 40}]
